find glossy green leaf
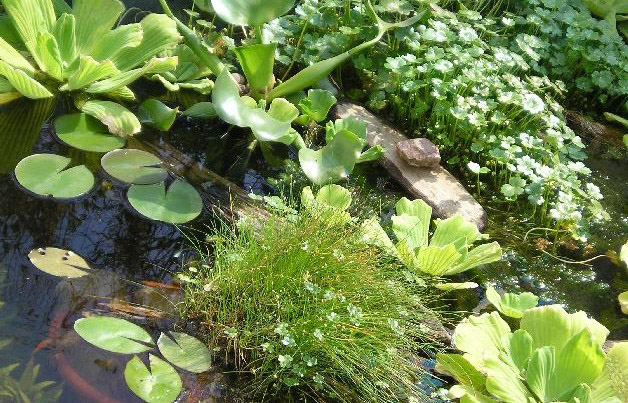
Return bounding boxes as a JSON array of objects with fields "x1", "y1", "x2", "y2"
[
  {"x1": 182, "y1": 102, "x2": 216, "y2": 119},
  {"x1": 314, "y1": 184, "x2": 352, "y2": 210},
  {"x1": 63, "y1": 56, "x2": 119, "y2": 91},
  {"x1": 298, "y1": 129, "x2": 363, "y2": 185},
  {"x1": 392, "y1": 198, "x2": 432, "y2": 250},
  {"x1": 125, "y1": 355, "x2": 182, "y2": 403},
  {"x1": 127, "y1": 180, "x2": 203, "y2": 224},
  {"x1": 72, "y1": 0, "x2": 124, "y2": 55},
  {"x1": 506, "y1": 329, "x2": 534, "y2": 371},
  {"x1": 157, "y1": 332, "x2": 212, "y2": 373},
  {"x1": 298, "y1": 89, "x2": 337, "y2": 122},
  {"x1": 486, "y1": 286, "x2": 539, "y2": 318},
  {"x1": 431, "y1": 214, "x2": 483, "y2": 248},
  {"x1": 0, "y1": 60, "x2": 53, "y2": 99},
  {"x1": 138, "y1": 99, "x2": 178, "y2": 131},
  {"x1": 484, "y1": 357, "x2": 533, "y2": 403},
  {"x1": 234, "y1": 43, "x2": 276, "y2": 96},
  {"x1": 15, "y1": 154, "x2": 94, "y2": 198},
  {"x1": 74, "y1": 316, "x2": 153, "y2": 354},
  {"x1": 28, "y1": 247, "x2": 92, "y2": 278},
  {"x1": 446, "y1": 242, "x2": 502, "y2": 275},
  {"x1": 54, "y1": 113, "x2": 126, "y2": 152},
  {"x1": 212, "y1": 69, "x2": 295, "y2": 144},
  {"x1": 101, "y1": 149, "x2": 167, "y2": 184},
  {"x1": 326, "y1": 117, "x2": 367, "y2": 143},
  {"x1": 416, "y1": 243, "x2": 462, "y2": 275},
  {"x1": 210, "y1": 0, "x2": 295, "y2": 26},
  {"x1": 80, "y1": 100, "x2": 141, "y2": 137}
]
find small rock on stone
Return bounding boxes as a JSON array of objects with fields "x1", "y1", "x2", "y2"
[{"x1": 396, "y1": 138, "x2": 441, "y2": 168}]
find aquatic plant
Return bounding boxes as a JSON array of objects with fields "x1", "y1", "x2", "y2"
[
  {"x1": 361, "y1": 197, "x2": 502, "y2": 278},
  {"x1": 485, "y1": 286, "x2": 539, "y2": 319},
  {"x1": 437, "y1": 304, "x2": 628, "y2": 402},
  {"x1": 180, "y1": 192, "x2": 443, "y2": 401},
  {"x1": 73, "y1": 316, "x2": 212, "y2": 403}
]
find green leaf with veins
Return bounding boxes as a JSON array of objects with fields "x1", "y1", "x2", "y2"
[
  {"x1": 210, "y1": 0, "x2": 295, "y2": 26},
  {"x1": 101, "y1": 149, "x2": 167, "y2": 184},
  {"x1": 298, "y1": 89, "x2": 337, "y2": 123},
  {"x1": 485, "y1": 286, "x2": 539, "y2": 318},
  {"x1": 55, "y1": 113, "x2": 126, "y2": 152}
]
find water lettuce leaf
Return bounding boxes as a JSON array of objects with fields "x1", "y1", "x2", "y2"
[{"x1": 485, "y1": 286, "x2": 539, "y2": 318}]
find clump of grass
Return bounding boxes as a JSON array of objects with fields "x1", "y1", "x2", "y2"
[{"x1": 181, "y1": 209, "x2": 444, "y2": 402}]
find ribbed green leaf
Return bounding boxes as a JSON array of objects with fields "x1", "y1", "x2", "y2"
[
  {"x1": 415, "y1": 243, "x2": 461, "y2": 275},
  {"x1": 446, "y1": 242, "x2": 502, "y2": 275},
  {"x1": 392, "y1": 198, "x2": 432, "y2": 249},
  {"x1": 80, "y1": 100, "x2": 141, "y2": 137},
  {"x1": 484, "y1": 357, "x2": 532, "y2": 403},
  {"x1": 90, "y1": 23, "x2": 143, "y2": 62},
  {"x1": 526, "y1": 346, "x2": 556, "y2": 401},
  {"x1": 298, "y1": 89, "x2": 337, "y2": 122},
  {"x1": 486, "y1": 286, "x2": 539, "y2": 319},
  {"x1": 2, "y1": 0, "x2": 55, "y2": 55},
  {"x1": 0, "y1": 91, "x2": 21, "y2": 105},
  {"x1": 63, "y1": 56, "x2": 119, "y2": 91},
  {"x1": 52, "y1": 13, "x2": 77, "y2": 67},
  {"x1": 506, "y1": 329, "x2": 533, "y2": 371},
  {"x1": 431, "y1": 214, "x2": 483, "y2": 248},
  {"x1": 452, "y1": 312, "x2": 511, "y2": 369},
  {"x1": 0, "y1": 36, "x2": 34, "y2": 73},
  {"x1": 182, "y1": 102, "x2": 216, "y2": 119},
  {"x1": 73, "y1": 0, "x2": 124, "y2": 55},
  {"x1": 34, "y1": 32, "x2": 63, "y2": 80},
  {"x1": 105, "y1": 85, "x2": 136, "y2": 102},
  {"x1": 0, "y1": 77, "x2": 13, "y2": 92},
  {"x1": 0, "y1": 60, "x2": 53, "y2": 99},
  {"x1": 109, "y1": 14, "x2": 181, "y2": 71},
  {"x1": 436, "y1": 354, "x2": 487, "y2": 394},
  {"x1": 51, "y1": 0, "x2": 72, "y2": 15},
  {"x1": 86, "y1": 57, "x2": 177, "y2": 94}
]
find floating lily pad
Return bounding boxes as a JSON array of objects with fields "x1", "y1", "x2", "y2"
[
  {"x1": 54, "y1": 113, "x2": 126, "y2": 152},
  {"x1": 127, "y1": 180, "x2": 203, "y2": 224},
  {"x1": 74, "y1": 316, "x2": 153, "y2": 354},
  {"x1": 28, "y1": 247, "x2": 92, "y2": 278},
  {"x1": 125, "y1": 355, "x2": 182, "y2": 403},
  {"x1": 101, "y1": 149, "x2": 168, "y2": 184},
  {"x1": 157, "y1": 332, "x2": 212, "y2": 373},
  {"x1": 14, "y1": 154, "x2": 95, "y2": 198}
]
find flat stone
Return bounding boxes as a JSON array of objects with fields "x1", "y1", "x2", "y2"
[
  {"x1": 397, "y1": 138, "x2": 441, "y2": 167},
  {"x1": 333, "y1": 101, "x2": 487, "y2": 230}
]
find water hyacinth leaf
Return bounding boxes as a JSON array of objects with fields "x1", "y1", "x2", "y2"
[
  {"x1": 74, "y1": 316, "x2": 153, "y2": 354},
  {"x1": 127, "y1": 180, "x2": 203, "y2": 224},
  {"x1": 80, "y1": 100, "x2": 141, "y2": 137},
  {"x1": 435, "y1": 282, "x2": 479, "y2": 291},
  {"x1": 182, "y1": 102, "x2": 216, "y2": 119},
  {"x1": 125, "y1": 355, "x2": 182, "y2": 403},
  {"x1": 619, "y1": 291, "x2": 628, "y2": 314},
  {"x1": 27, "y1": 247, "x2": 92, "y2": 278},
  {"x1": 326, "y1": 117, "x2": 367, "y2": 143},
  {"x1": 157, "y1": 332, "x2": 211, "y2": 373},
  {"x1": 298, "y1": 89, "x2": 337, "y2": 123},
  {"x1": 73, "y1": 0, "x2": 125, "y2": 55},
  {"x1": 298, "y1": 129, "x2": 363, "y2": 185},
  {"x1": 101, "y1": 149, "x2": 167, "y2": 184},
  {"x1": 486, "y1": 286, "x2": 539, "y2": 318},
  {"x1": 210, "y1": 0, "x2": 295, "y2": 26},
  {"x1": 212, "y1": 69, "x2": 295, "y2": 144},
  {"x1": 0, "y1": 60, "x2": 53, "y2": 99},
  {"x1": 15, "y1": 154, "x2": 94, "y2": 198},
  {"x1": 138, "y1": 99, "x2": 178, "y2": 131},
  {"x1": 234, "y1": 43, "x2": 276, "y2": 96},
  {"x1": 55, "y1": 113, "x2": 126, "y2": 152}
]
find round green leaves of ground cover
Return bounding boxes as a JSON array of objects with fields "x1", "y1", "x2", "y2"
[
  {"x1": 127, "y1": 180, "x2": 203, "y2": 224},
  {"x1": 157, "y1": 332, "x2": 211, "y2": 373},
  {"x1": 54, "y1": 113, "x2": 126, "y2": 152},
  {"x1": 125, "y1": 355, "x2": 182, "y2": 403},
  {"x1": 15, "y1": 154, "x2": 95, "y2": 198},
  {"x1": 101, "y1": 149, "x2": 168, "y2": 184},
  {"x1": 211, "y1": 0, "x2": 295, "y2": 26},
  {"x1": 28, "y1": 247, "x2": 92, "y2": 278},
  {"x1": 74, "y1": 316, "x2": 153, "y2": 354}
]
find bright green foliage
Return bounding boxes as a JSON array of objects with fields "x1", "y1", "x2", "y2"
[
  {"x1": 297, "y1": 89, "x2": 337, "y2": 124},
  {"x1": 124, "y1": 355, "x2": 182, "y2": 403},
  {"x1": 584, "y1": 0, "x2": 628, "y2": 29},
  {"x1": 211, "y1": 0, "x2": 296, "y2": 26},
  {"x1": 486, "y1": 286, "x2": 539, "y2": 318},
  {"x1": 14, "y1": 154, "x2": 94, "y2": 198},
  {"x1": 621, "y1": 240, "x2": 628, "y2": 267},
  {"x1": 150, "y1": 45, "x2": 213, "y2": 94},
  {"x1": 0, "y1": 0, "x2": 182, "y2": 135},
  {"x1": 101, "y1": 149, "x2": 168, "y2": 185},
  {"x1": 362, "y1": 198, "x2": 501, "y2": 276},
  {"x1": 127, "y1": 180, "x2": 203, "y2": 224},
  {"x1": 182, "y1": 102, "x2": 216, "y2": 119},
  {"x1": 157, "y1": 332, "x2": 212, "y2": 373},
  {"x1": 234, "y1": 43, "x2": 277, "y2": 98},
  {"x1": 27, "y1": 246, "x2": 92, "y2": 278},
  {"x1": 74, "y1": 316, "x2": 153, "y2": 354},
  {"x1": 439, "y1": 305, "x2": 626, "y2": 403},
  {"x1": 619, "y1": 291, "x2": 628, "y2": 314},
  {"x1": 138, "y1": 99, "x2": 178, "y2": 132},
  {"x1": 54, "y1": 113, "x2": 126, "y2": 152}
]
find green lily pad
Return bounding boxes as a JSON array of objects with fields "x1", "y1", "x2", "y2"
[
  {"x1": 28, "y1": 247, "x2": 92, "y2": 278},
  {"x1": 54, "y1": 113, "x2": 126, "y2": 152},
  {"x1": 74, "y1": 316, "x2": 153, "y2": 354},
  {"x1": 101, "y1": 149, "x2": 168, "y2": 185},
  {"x1": 127, "y1": 180, "x2": 203, "y2": 224},
  {"x1": 14, "y1": 154, "x2": 95, "y2": 198},
  {"x1": 157, "y1": 332, "x2": 212, "y2": 373},
  {"x1": 125, "y1": 355, "x2": 182, "y2": 403}
]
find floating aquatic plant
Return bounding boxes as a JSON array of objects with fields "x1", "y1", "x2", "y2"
[
  {"x1": 14, "y1": 154, "x2": 94, "y2": 198},
  {"x1": 27, "y1": 247, "x2": 92, "y2": 278}
]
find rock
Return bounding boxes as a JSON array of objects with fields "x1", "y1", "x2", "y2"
[
  {"x1": 332, "y1": 101, "x2": 487, "y2": 230},
  {"x1": 396, "y1": 138, "x2": 441, "y2": 167}
]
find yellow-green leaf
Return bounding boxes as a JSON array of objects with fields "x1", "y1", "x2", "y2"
[
  {"x1": 0, "y1": 60, "x2": 53, "y2": 99},
  {"x1": 80, "y1": 100, "x2": 141, "y2": 137}
]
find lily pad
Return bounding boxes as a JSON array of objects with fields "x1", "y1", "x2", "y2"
[
  {"x1": 157, "y1": 332, "x2": 212, "y2": 373},
  {"x1": 28, "y1": 247, "x2": 92, "y2": 278},
  {"x1": 125, "y1": 355, "x2": 182, "y2": 403},
  {"x1": 101, "y1": 149, "x2": 168, "y2": 185},
  {"x1": 14, "y1": 154, "x2": 95, "y2": 198},
  {"x1": 54, "y1": 113, "x2": 126, "y2": 152},
  {"x1": 74, "y1": 316, "x2": 153, "y2": 354},
  {"x1": 127, "y1": 180, "x2": 203, "y2": 224}
]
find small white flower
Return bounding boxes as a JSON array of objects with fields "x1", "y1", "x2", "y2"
[
  {"x1": 502, "y1": 17, "x2": 515, "y2": 26},
  {"x1": 467, "y1": 161, "x2": 481, "y2": 174},
  {"x1": 521, "y1": 93, "x2": 545, "y2": 114},
  {"x1": 326, "y1": 312, "x2": 338, "y2": 322}
]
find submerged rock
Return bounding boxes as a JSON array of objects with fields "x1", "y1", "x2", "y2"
[
  {"x1": 333, "y1": 101, "x2": 487, "y2": 230},
  {"x1": 397, "y1": 138, "x2": 441, "y2": 167}
]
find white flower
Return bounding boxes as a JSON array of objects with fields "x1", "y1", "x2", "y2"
[
  {"x1": 467, "y1": 161, "x2": 481, "y2": 174},
  {"x1": 586, "y1": 183, "x2": 603, "y2": 200},
  {"x1": 502, "y1": 17, "x2": 515, "y2": 26},
  {"x1": 326, "y1": 312, "x2": 338, "y2": 322},
  {"x1": 521, "y1": 93, "x2": 545, "y2": 114},
  {"x1": 459, "y1": 26, "x2": 478, "y2": 42}
]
